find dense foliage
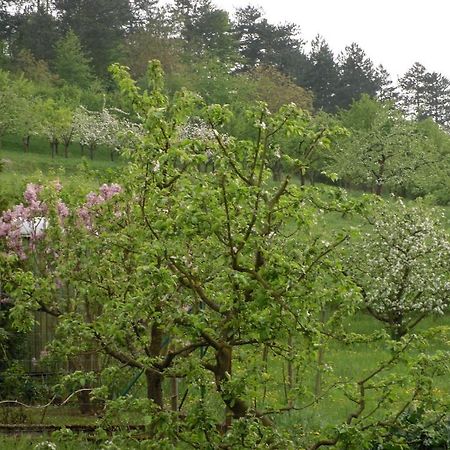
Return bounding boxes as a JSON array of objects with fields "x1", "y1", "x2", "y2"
[
  {"x1": 0, "y1": 62, "x2": 449, "y2": 449},
  {"x1": 0, "y1": 1, "x2": 450, "y2": 447}
]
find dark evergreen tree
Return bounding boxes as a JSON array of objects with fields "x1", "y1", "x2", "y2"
[
  {"x1": 127, "y1": 0, "x2": 159, "y2": 31},
  {"x1": 172, "y1": 0, "x2": 237, "y2": 62},
  {"x1": 0, "y1": 3, "x2": 11, "y2": 41},
  {"x1": 398, "y1": 62, "x2": 428, "y2": 120},
  {"x1": 422, "y1": 71, "x2": 450, "y2": 126},
  {"x1": 335, "y1": 43, "x2": 382, "y2": 109},
  {"x1": 233, "y1": 5, "x2": 307, "y2": 78},
  {"x1": 376, "y1": 64, "x2": 397, "y2": 102},
  {"x1": 262, "y1": 21, "x2": 305, "y2": 79},
  {"x1": 301, "y1": 35, "x2": 339, "y2": 112},
  {"x1": 54, "y1": 0, "x2": 132, "y2": 75},
  {"x1": 54, "y1": 29, "x2": 93, "y2": 88},
  {"x1": 233, "y1": 5, "x2": 265, "y2": 70},
  {"x1": 11, "y1": 6, "x2": 59, "y2": 62}
]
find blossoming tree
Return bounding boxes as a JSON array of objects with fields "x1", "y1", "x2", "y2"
[{"x1": 348, "y1": 199, "x2": 450, "y2": 338}]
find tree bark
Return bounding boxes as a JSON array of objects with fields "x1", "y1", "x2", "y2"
[
  {"x1": 170, "y1": 377, "x2": 178, "y2": 411},
  {"x1": 145, "y1": 323, "x2": 164, "y2": 408},
  {"x1": 299, "y1": 170, "x2": 306, "y2": 186},
  {"x1": 22, "y1": 135, "x2": 30, "y2": 152},
  {"x1": 63, "y1": 139, "x2": 71, "y2": 158},
  {"x1": 213, "y1": 344, "x2": 272, "y2": 426},
  {"x1": 214, "y1": 344, "x2": 247, "y2": 421},
  {"x1": 146, "y1": 369, "x2": 164, "y2": 408}
]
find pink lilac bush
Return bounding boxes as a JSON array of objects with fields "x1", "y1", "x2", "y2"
[
  {"x1": 0, "y1": 183, "x2": 122, "y2": 258},
  {"x1": 77, "y1": 184, "x2": 122, "y2": 230},
  {"x1": 0, "y1": 184, "x2": 48, "y2": 258}
]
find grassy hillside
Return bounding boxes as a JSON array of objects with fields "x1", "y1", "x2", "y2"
[{"x1": 0, "y1": 134, "x2": 123, "y2": 209}]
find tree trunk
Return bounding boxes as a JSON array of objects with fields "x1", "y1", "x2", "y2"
[
  {"x1": 375, "y1": 182, "x2": 383, "y2": 196},
  {"x1": 272, "y1": 160, "x2": 282, "y2": 181},
  {"x1": 375, "y1": 156, "x2": 385, "y2": 196},
  {"x1": 68, "y1": 357, "x2": 92, "y2": 415},
  {"x1": 145, "y1": 323, "x2": 164, "y2": 408},
  {"x1": 214, "y1": 344, "x2": 246, "y2": 424},
  {"x1": 213, "y1": 344, "x2": 272, "y2": 426},
  {"x1": 390, "y1": 321, "x2": 406, "y2": 341},
  {"x1": 22, "y1": 135, "x2": 30, "y2": 152},
  {"x1": 170, "y1": 377, "x2": 178, "y2": 411},
  {"x1": 314, "y1": 307, "x2": 327, "y2": 397},
  {"x1": 299, "y1": 170, "x2": 306, "y2": 186},
  {"x1": 287, "y1": 333, "x2": 294, "y2": 406},
  {"x1": 146, "y1": 369, "x2": 164, "y2": 408},
  {"x1": 77, "y1": 388, "x2": 92, "y2": 415}
]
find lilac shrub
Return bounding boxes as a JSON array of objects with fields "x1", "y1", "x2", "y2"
[{"x1": 0, "y1": 183, "x2": 122, "y2": 258}]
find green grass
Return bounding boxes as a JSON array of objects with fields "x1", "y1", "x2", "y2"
[
  {"x1": 0, "y1": 435, "x2": 96, "y2": 449},
  {"x1": 0, "y1": 134, "x2": 124, "y2": 209}
]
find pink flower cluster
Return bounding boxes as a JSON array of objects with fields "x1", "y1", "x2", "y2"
[
  {"x1": 0, "y1": 184, "x2": 48, "y2": 259},
  {"x1": 0, "y1": 182, "x2": 122, "y2": 257},
  {"x1": 0, "y1": 183, "x2": 71, "y2": 259},
  {"x1": 77, "y1": 184, "x2": 122, "y2": 230}
]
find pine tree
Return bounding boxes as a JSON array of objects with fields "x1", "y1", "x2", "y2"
[
  {"x1": 376, "y1": 65, "x2": 397, "y2": 102},
  {"x1": 422, "y1": 71, "x2": 450, "y2": 126},
  {"x1": 335, "y1": 43, "x2": 381, "y2": 109},
  {"x1": 301, "y1": 35, "x2": 339, "y2": 112},
  {"x1": 172, "y1": 0, "x2": 237, "y2": 63},
  {"x1": 54, "y1": 30, "x2": 93, "y2": 88},
  {"x1": 398, "y1": 62, "x2": 428, "y2": 119},
  {"x1": 54, "y1": 0, "x2": 132, "y2": 76},
  {"x1": 233, "y1": 5, "x2": 307, "y2": 78},
  {"x1": 12, "y1": 5, "x2": 59, "y2": 62}
]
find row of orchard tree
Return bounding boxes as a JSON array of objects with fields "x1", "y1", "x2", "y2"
[
  {"x1": 3, "y1": 60, "x2": 450, "y2": 204},
  {"x1": 0, "y1": 62, "x2": 449, "y2": 448},
  {"x1": 0, "y1": 68, "x2": 138, "y2": 159},
  {"x1": 2, "y1": 1, "x2": 450, "y2": 204},
  {"x1": 2, "y1": 1, "x2": 450, "y2": 117}
]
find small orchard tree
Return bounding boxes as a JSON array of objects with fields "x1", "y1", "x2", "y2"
[
  {"x1": 73, "y1": 107, "x2": 104, "y2": 160},
  {"x1": 96, "y1": 107, "x2": 140, "y2": 161},
  {"x1": 54, "y1": 30, "x2": 94, "y2": 89},
  {"x1": 39, "y1": 99, "x2": 75, "y2": 158},
  {"x1": 2, "y1": 60, "x2": 356, "y2": 418},
  {"x1": 73, "y1": 106, "x2": 132, "y2": 160},
  {"x1": 15, "y1": 96, "x2": 42, "y2": 152},
  {"x1": 347, "y1": 199, "x2": 450, "y2": 339},
  {"x1": 3, "y1": 74, "x2": 39, "y2": 152},
  {"x1": 282, "y1": 111, "x2": 348, "y2": 185},
  {"x1": 0, "y1": 70, "x2": 20, "y2": 147},
  {"x1": 330, "y1": 95, "x2": 431, "y2": 195}
]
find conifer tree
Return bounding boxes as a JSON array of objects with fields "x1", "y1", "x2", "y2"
[
  {"x1": 335, "y1": 43, "x2": 381, "y2": 109},
  {"x1": 398, "y1": 62, "x2": 428, "y2": 119},
  {"x1": 54, "y1": 30, "x2": 93, "y2": 88},
  {"x1": 302, "y1": 35, "x2": 339, "y2": 112}
]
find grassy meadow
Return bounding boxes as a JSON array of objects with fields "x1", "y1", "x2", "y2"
[{"x1": 0, "y1": 134, "x2": 123, "y2": 209}]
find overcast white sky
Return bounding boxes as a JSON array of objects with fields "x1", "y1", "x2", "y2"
[{"x1": 211, "y1": 0, "x2": 450, "y2": 80}]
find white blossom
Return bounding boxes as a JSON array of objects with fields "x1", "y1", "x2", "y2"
[{"x1": 349, "y1": 200, "x2": 450, "y2": 335}]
